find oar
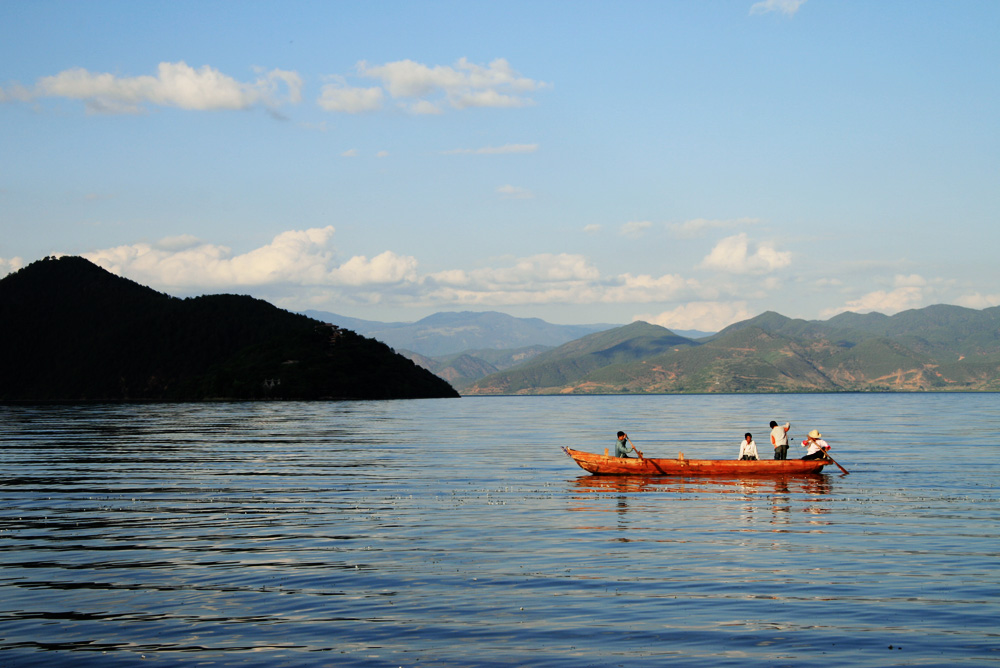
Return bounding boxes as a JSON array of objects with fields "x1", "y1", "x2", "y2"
[
  {"x1": 822, "y1": 449, "x2": 850, "y2": 475},
  {"x1": 626, "y1": 436, "x2": 644, "y2": 459}
]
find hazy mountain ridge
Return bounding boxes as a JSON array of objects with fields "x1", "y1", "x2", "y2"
[
  {"x1": 302, "y1": 309, "x2": 623, "y2": 356},
  {"x1": 0, "y1": 257, "x2": 458, "y2": 401},
  {"x1": 301, "y1": 309, "x2": 718, "y2": 390},
  {"x1": 396, "y1": 345, "x2": 553, "y2": 392},
  {"x1": 465, "y1": 322, "x2": 699, "y2": 394},
  {"x1": 465, "y1": 307, "x2": 1000, "y2": 394}
]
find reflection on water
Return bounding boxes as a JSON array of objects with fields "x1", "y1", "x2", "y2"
[
  {"x1": 568, "y1": 474, "x2": 835, "y2": 534},
  {"x1": 2, "y1": 395, "x2": 1000, "y2": 667},
  {"x1": 568, "y1": 472, "x2": 833, "y2": 497}
]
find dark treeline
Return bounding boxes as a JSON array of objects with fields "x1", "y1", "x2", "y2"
[{"x1": 0, "y1": 256, "x2": 459, "y2": 401}]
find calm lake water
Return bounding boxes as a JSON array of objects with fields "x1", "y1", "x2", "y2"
[{"x1": 1, "y1": 394, "x2": 998, "y2": 667}]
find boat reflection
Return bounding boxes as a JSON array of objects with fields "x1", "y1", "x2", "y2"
[
  {"x1": 568, "y1": 473, "x2": 831, "y2": 496},
  {"x1": 565, "y1": 473, "x2": 834, "y2": 528}
]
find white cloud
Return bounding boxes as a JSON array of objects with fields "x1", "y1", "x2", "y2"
[
  {"x1": 450, "y1": 89, "x2": 530, "y2": 109},
  {"x1": 422, "y1": 253, "x2": 601, "y2": 306},
  {"x1": 603, "y1": 273, "x2": 698, "y2": 303},
  {"x1": 329, "y1": 251, "x2": 418, "y2": 285},
  {"x1": 956, "y1": 292, "x2": 1000, "y2": 309},
  {"x1": 32, "y1": 62, "x2": 302, "y2": 114},
  {"x1": 317, "y1": 82, "x2": 384, "y2": 113},
  {"x1": 79, "y1": 226, "x2": 416, "y2": 290},
  {"x1": 408, "y1": 99, "x2": 444, "y2": 115},
  {"x1": 420, "y1": 255, "x2": 702, "y2": 308},
  {"x1": 750, "y1": 0, "x2": 806, "y2": 16},
  {"x1": 893, "y1": 273, "x2": 927, "y2": 288},
  {"x1": 584, "y1": 224, "x2": 602, "y2": 234},
  {"x1": 497, "y1": 184, "x2": 533, "y2": 199},
  {"x1": 0, "y1": 256, "x2": 25, "y2": 277},
  {"x1": 72, "y1": 234, "x2": 606, "y2": 307},
  {"x1": 820, "y1": 286, "x2": 926, "y2": 318},
  {"x1": 0, "y1": 83, "x2": 32, "y2": 103},
  {"x1": 442, "y1": 143, "x2": 538, "y2": 155},
  {"x1": 620, "y1": 220, "x2": 653, "y2": 239},
  {"x1": 155, "y1": 234, "x2": 202, "y2": 252},
  {"x1": 360, "y1": 57, "x2": 541, "y2": 97},
  {"x1": 44, "y1": 227, "x2": 794, "y2": 316},
  {"x1": 341, "y1": 149, "x2": 359, "y2": 157},
  {"x1": 699, "y1": 233, "x2": 791, "y2": 274},
  {"x1": 84, "y1": 227, "x2": 330, "y2": 286},
  {"x1": 376, "y1": 150, "x2": 390, "y2": 158},
  {"x1": 817, "y1": 274, "x2": 964, "y2": 318},
  {"x1": 668, "y1": 217, "x2": 760, "y2": 239},
  {"x1": 328, "y1": 57, "x2": 547, "y2": 114},
  {"x1": 636, "y1": 301, "x2": 754, "y2": 332},
  {"x1": 466, "y1": 254, "x2": 600, "y2": 285},
  {"x1": 357, "y1": 59, "x2": 454, "y2": 99}
]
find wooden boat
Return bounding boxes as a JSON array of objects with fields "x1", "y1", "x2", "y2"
[{"x1": 563, "y1": 447, "x2": 831, "y2": 476}]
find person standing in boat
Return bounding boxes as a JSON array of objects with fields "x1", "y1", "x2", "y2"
[
  {"x1": 769, "y1": 420, "x2": 791, "y2": 460},
  {"x1": 738, "y1": 433, "x2": 759, "y2": 460},
  {"x1": 615, "y1": 431, "x2": 637, "y2": 458},
  {"x1": 801, "y1": 429, "x2": 830, "y2": 460}
]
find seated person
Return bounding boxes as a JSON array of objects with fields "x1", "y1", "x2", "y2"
[
  {"x1": 801, "y1": 429, "x2": 830, "y2": 460},
  {"x1": 615, "y1": 431, "x2": 636, "y2": 458},
  {"x1": 738, "y1": 432, "x2": 759, "y2": 460}
]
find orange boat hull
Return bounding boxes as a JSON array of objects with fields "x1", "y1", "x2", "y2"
[{"x1": 563, "y1": 447, "x2": 830, "y2": 476}]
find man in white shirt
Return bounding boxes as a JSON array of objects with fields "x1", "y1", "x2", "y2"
[
  {"x1": 769, "y1": 420, "x2": 791, "y2": 460},
  {"x1": 738, "y1": 433, "x2": 759, "y2": 460}
]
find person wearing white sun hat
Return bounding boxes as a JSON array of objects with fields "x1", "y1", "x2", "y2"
[{"x1": 801, "y1": 429, "x2": 830, "y2": 460}]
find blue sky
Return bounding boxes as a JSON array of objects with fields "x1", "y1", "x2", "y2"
[{"x1": 2, "y1": 1, "x2": 998, "y2": 331}]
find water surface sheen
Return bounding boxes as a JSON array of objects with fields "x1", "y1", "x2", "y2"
[{"x1": 1, "y1": 394, "x2": 998, "y2": 666}]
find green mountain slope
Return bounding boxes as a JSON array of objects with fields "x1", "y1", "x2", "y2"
[
  {"x1": 464, "y1": 307, "x2": 1000, "y2": 395},
  {"x1": 466, "y1": 321, "x2": 698, "y2": 394},
  {"x1": 0, "y1": 257, "x2": 459, "y2": 401},
  {"x1": 576, "y1": 326, "x2": 835, "y2": 393},
  {"x1": 826, "y1": 304, "x2": 1000, "y2": 356}
]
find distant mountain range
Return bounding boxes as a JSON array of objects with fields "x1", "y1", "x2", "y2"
[
  {"x1": 301, "y1": 309, "x2": 624, "y2": 355},
  {"x1": 0, "y1": 257, "x2": 458, "y2": 402},
  {"x1": 463, "y1": 306, "x2": 1000, "y2": 394},
  {"x1": 9, "y1": 257, "x2": 993, "y2": 399},
  {"x1": 301, "y1": 309, "x2": 714, "y2": 390}
]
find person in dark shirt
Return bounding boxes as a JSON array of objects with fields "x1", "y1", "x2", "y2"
[{"x1": 615, "y1": 431, "x2": 637, "y2": 458}]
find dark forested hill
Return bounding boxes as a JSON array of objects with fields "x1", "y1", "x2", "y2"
[{"x1": 0, "y1": 256, "x2": 459, "y2": 401}]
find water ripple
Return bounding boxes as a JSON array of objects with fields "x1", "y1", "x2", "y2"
[{"x1": 2, "y1": 395, "x2": 999, "y2": 666}]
